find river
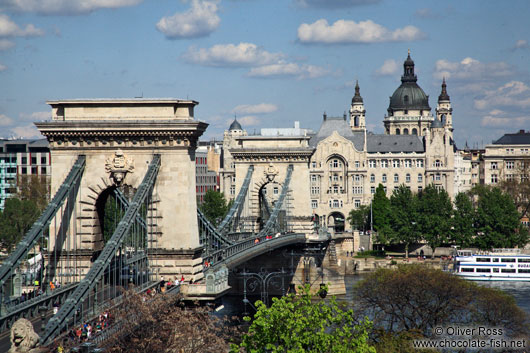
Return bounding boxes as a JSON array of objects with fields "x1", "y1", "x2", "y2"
[{"x1": 217, "y1": 274, "x2": 530, "y2": 318}]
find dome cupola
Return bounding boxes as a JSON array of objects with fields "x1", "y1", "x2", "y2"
[{"x1": 229, "y1": 118, "x2": 242, "y2": 131}]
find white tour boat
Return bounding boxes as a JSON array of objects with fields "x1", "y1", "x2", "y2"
[{"x1": 455, "y1": 249, "x2": 530, "y2": 281}]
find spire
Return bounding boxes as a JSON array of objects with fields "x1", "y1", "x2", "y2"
[
  {"x1": 229, "y1": 117, "x2": 242, "y2": 131},
  {"x1": 438, "y1": 77, "x2": 450, "y2": 101},
  {"x1": 352, "y1": 80, "x2": 363, "y2": 103},
  {"x1": 402, "y1": 50, "x2": 417, "y2": 83}
]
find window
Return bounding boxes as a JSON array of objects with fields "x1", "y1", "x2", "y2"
[
  {"x1": 418, "y1": 186, "x2": 423, "y2": 193},
  {"x1": 396, "y1": 128, "x2": 401, "y2": 135},
  {"x1": 330, "y1": 159, "x2": 341, "y2": 169},
  {"x1": 417, "y1": 159, "x2": 424, "y2": 168},
  {"x1": 491, "y1": 174, "x2": 498, "y2": 184},
  {"x1": 476, "y1": 258, "x2": 491, "y2": 262},
  {"x1": 369, "y1": 160, "x2": 376, "y2": 168},
  {"x1": 403, "y1": 128, "x2": 409, "y2": 135},
  {"x1": 311, "y1": 186, "x2": 320, "y2": 195},
  {"x1": 518, "y1": 259, "x2": 530, "y2": 263},
  {"x1": 41, "y1": 156, "x2": 47, "y2": 164},
  {"x1": 381, "y1": 160, "x2": 388, "y2": 168},
  {"x1": 412, "y1": 128, "x2": 418, "y2": 135},
  {"x1": 354, "y1": 174, "x2": 361, "y2": 182},
  {"x1": 518, "y1": 269, "x2": 530, "y2": 273},
  {"x1": 506, "y1": 161, "x2": 514, "y2": 170},
  {"x1": 354, "y1": 199, "x2": 361, "y2": 208},
  {"x1": 491, "y1": 162, "x2": 498, "y2": 170},
  {"x1": 394, "y1": 174, "x2": 399, "y2": 183},
  {"x1": 382, "y1": 174, "x2": 387, "y2": 183},
  {"x1": 21, "y1": 157, "x2": 27, "y2": 165},
  {"x1": 312, "y1": 161, "x2": 317, "y2": 168},
  {"x1": 41, "y1": 166, "x2": 46, "y2": 174},
  {"x1": 434, "y1": 160, "x2": 442, "y2": 167},
  {"x1": 311, "y1": 200, "x2": 318, "y2": 209},
  {"x1": 371, "y1": 186, "x2": 375, "y2": 194},
  {"x1": 418, "y1": 174, "x2": 423, "y2": 182},
  {"x1": 404, "y1": 159, "x2": 411, "y2": 168},
  {"x1": 311, "y1": 175, "x2": 317, "y2": 182},
  {"x1": 370, "y1": 174, "x2": 375, "y2": 183},
  {"x1": 333, "y1": 174, "x2": 339, "y2": 182},
  {"x1": 461, "y1": 268, "x2": 474, "y2": 272},
  {"x1": 333, "y1": 186, "x2": 339, "y2": 194},
  {"x1": 21, "y1": 167, "x2": 27, "y2": 174},
  {"x1": 435, "y1": 174, "x2": 441, "y2": 181},
  {"x1": 355, "y1": 161, "x2": 360, "y2": 168},
  {"x1": 501, "y1": 258, "x2": 516, "y2": 263},
  {"x1": 501, "y1": 269, "x2": 516, "y2": 273},
  {"x1": 353, "y1": 186, "x2": 363, "y2": 194},
  {"x1": 383, "y1": 186, "x2": 387, "y2": 193},
  {"x1": 393, "y1": 160, "x2": 400, "y2": 168},
  {"x1": 406, "y1": 173, "x2": 411, "y2": 183},
  {"x1": 230, "y1": 186, "x2": 235, "y2": 195},
  {"x1": 273, "y1": 187, "x2": 279, "y2": 195},
  {"x1": 332, "y1": 200, "x2": 340, "y2": 208},
  {"x1": 476, "y1": 268, "x2": 491, "y2": 273}
]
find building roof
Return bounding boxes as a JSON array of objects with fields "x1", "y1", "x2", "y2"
[
  {"x1": 229, "y1": 118, "x2": 242, "y2": 131},
  {"x1": 388, "y1": 52, "x2": 430, "y2": 111},
  {"x1": 492, "y1": 130, "x2": 530, "y2": 145},
  {"x1": 309, "y1": 116, "x2": 365, "y2": 150},
  {"x1": 366, "y1": 133, "x2": 424, "y2": 153}
]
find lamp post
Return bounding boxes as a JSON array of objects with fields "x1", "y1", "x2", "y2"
[{"x1": 38, "y1": 305, "x2": 47, "y2": 334}]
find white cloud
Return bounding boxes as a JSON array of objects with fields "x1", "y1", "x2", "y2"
[
  {"x1": 247, "y1": 62, "x2": 329, "y2": 79},
  {"x1": 297, "y1": 19, "x2": 425, "y2": 44},
  {"x1": 0, "y1": 114, "x2": 13, "y2": 126},
  {"x1": 236, "y1": 116, "x2": 260, "y2": 126},
  {"x1": 0, "y1": 14, "x2": 43, "y2": 37},
  {"x1": 375, "y1": 59, "x2": 398, "y2": 76},
  {"x1": 294, "y1": 0, "x2": 380, "y2": 8},
  {"x1": 0, "y1": 0, "x2": 142, "y2": 15},
  {"x1": 513, "y1": 39, "x2": 529, "y2": 50},
  {"x1": 156, "y1": 0, "x2": 220, "y2": 39},
  {"x1": 481, "y1": 109, "x2": 530, "y2": 128},
  {"x1": 182, "y1": 43, "x2": 284, "y2": 67},
  {"x1": 434, "y1": 57, "x2": 513, "y2": 82},
  {"x1": 232, "y1": 103, "x2": 278, "y2": 115},
  {"x1": 0, "y1": 63, "x2": 6, "y2": 71},
  {"x1": 10, "y1": 124, "x2": 42, "y2": 138},
  {"x1": 474, "y1": 81, "x2": 530, "y2": 110},
  {"x1": 0, "y1": 39, "x2": 14, "y2": 50}
]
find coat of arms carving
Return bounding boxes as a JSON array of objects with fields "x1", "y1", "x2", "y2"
[
  {"x1": 264, "y1": 163, "x2": 279, "y2": 181},
  {"x1": 105, "y1": 149, "x2": 134, "y2": 185}
]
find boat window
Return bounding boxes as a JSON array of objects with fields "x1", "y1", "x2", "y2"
[
  {"x1": 476, "y1": 268, "x2": 491, "y2": 272},
  {"x1": 500, "y1": 258, "x2": 516, "y2": 263},
  {"x1": 518, "y1": 269, "x2": 530, "y2": 273},
  {"x1": 501, "y1": 269, "x2": 516, "y2": 273},
  {"x1": 492, "y1": 258, "x2": 499, "y2": 262},
  {"x1": 492, "y1": 268, "x2": 499, "y2": 273},
  {"x1": 461, "y1": 268, "x2": 474, "y2": 272},
  {"x1": 476, "y1": 258, "x2": 491, "y2": 262},
  {"x1": 517, "y1": 258, "x2": 530, "y2": 263}
]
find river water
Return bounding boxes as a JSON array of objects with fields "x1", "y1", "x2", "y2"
[{"x1": 217, "y1": 274, "x2": 530, "y2": 318}]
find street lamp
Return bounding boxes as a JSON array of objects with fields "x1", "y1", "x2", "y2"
[{"x1": 38, "y1": 305, "x2": 47, "y2": 334}]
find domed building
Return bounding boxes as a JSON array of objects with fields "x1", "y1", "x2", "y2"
[{"x1": 220, "y1": 52, "x2": 456, "y2": 234}]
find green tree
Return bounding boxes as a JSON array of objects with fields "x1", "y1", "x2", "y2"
[
  {"x1": 347, "y1": 205, "x2": 370, "y2": 232},
  {"x1": 450, "y1": 192, "x2": 475, "y2": 247},
  {"x1": 389, "y1": 185, "x2": 419, "y2": 258},
  {"x1": 416, "y1": 185, "x2": 452, "y2": 257},
  {"x1": 371, "y1": 184, "x2": 393, "y2": 244},
  {"x1": 233, "y1": 285, "x2": 375, "y2": 353},
  {"x1": 103, "y1": 194, "x2": 124, "y2": 243},
  {"x1": 15, "y1": 174, "x2": 50, "y2": 212},
  {"x1": 0, "y1": 198, "x2": 40, "y2": 252},
  {"x1": 472, "y1": 186, "x2": 527, "y2": 249},
  {"x1": 199, "y1": 190, "x2": 230, "y2": 227}
]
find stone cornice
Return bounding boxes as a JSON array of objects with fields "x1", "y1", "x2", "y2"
[{"x1": 231, "y1": 148, "x2": 314, "y2": 162}]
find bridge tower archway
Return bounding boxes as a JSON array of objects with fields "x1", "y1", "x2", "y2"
[{"x1": 328, "y1": 212, "x2": 345, "y2": 233}]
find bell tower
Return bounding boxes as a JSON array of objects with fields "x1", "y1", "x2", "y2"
[
  {"x1": 436, "y1": 78, "x2": 453, "y2": 134},
  {"x1": 350, "y1": 81, "x2": 366, "y2": 132}
]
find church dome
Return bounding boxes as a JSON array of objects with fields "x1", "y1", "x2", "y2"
[
  {"x1": 229, "y1": 118, "x2": 242, "y2": 131},
  {"x1": 388, "y1": 52, "x2": 431, "y2": 112}
]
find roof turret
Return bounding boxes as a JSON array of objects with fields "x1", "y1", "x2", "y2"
[
  {"x1": 352, "y1": 80, "x2": 363, "y2": 104},
  {"x1": 229, "y1": 118, "x2": 242, "y2": 131},
  {"x1": 438, "y1": 78, "x2": 450, "y2": 102}
]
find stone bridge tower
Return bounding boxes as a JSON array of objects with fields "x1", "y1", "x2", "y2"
[{"x1": 36, "y1": 99, "x2": 207, "y2": 281}]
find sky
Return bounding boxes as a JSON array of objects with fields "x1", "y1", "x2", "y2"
[{"x1": 0, "y1": 0, "x2": 529, "y2": 148}]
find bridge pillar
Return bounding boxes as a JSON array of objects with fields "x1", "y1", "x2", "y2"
[{"x1": 36, "y1": 99, "x2": 208, "y2": 282}]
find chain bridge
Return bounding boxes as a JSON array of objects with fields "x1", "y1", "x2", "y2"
[{"x1": 0, "y1": 99, "x2": 326, "y2": 347}]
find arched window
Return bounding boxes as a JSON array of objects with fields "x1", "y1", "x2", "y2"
[
  {"x1": 396, "y1": 128, "x2": 401, "y2": 135},
  {"x1": 412, "y1": 128, "x2": 418, "y2": 135},
  {"x1": 403, "y1": 128, "x2": 409, "y2": 135},
  {"x1": 394, "y1": 174, "x2": 399, "y2": 183},
  {"x1": 406, "y1": 173, "x2": 411, "y2": 183},
  {"x1": 370, "y1": 174, "x2": 375, "y2": 183},
  {"x1": 382, "y1": 174, "x2": 387, "y2": 183}
]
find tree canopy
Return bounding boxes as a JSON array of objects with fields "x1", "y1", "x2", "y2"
[
  {"x1": 389, "y1": 185, "x2": 420, "y2": 257},
  {"x1": 200, "y1": 190, "x2": 231, "y2": 227},
  {"x1": 371, "y1": 184, "x2": 392, "y2": 244},
  {"x1": 347, "y1": 205, "x2": 370, "y2": 232},
  {"x1": 0, "y1": 198, "x2": 40, "y2": 252},
  {"x1": 233, "y1": 285, "x2": 375, "y2": 353}
]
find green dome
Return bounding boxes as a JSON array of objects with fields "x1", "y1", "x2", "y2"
[{"x1": 388, "y1": 52, "x2": 431, "y2": 112}]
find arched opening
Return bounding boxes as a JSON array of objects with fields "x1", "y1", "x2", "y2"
[
  {"x1": 328, "y1": 212, "x2": 345, "y2": 233},
  {"x1": 412, "y1": 128, "x2": 418, "y2": 135},
  {"x1": 403, "y1": 128, "x2": 409, "y2": 135},
  {"x1": 258, "y1": 181, "x2": 285, "y2": 231},
  {"x1": 95, "y1": 186, "x2": 119, "y2": 248},
  {"x1": 312, "y1": 213, "x2": 320, "y2": 229},
  {"x1": 395, "y1": 128, "x2": 401, "y2": 135},
  {"x1": 354, "y1": 116, "x2": 359, "y2": 127}
]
